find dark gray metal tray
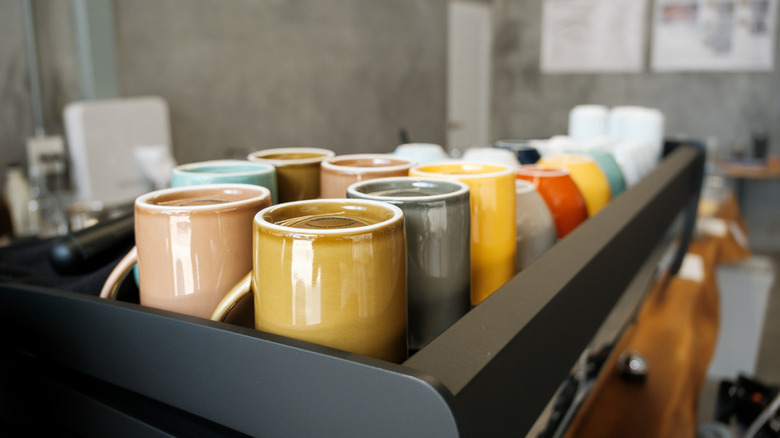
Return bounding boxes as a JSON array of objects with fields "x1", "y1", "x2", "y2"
[{"x1": 0, "y1": 142, "x2": 704, "y2": 437}]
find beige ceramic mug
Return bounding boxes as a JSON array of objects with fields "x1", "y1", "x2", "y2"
[
  {"x1": 100, "y1": 184, "x2": 272, "y2": 321},
  {"x1": 212, "y1": 199, "x2": 408, "y2": 363},
  {"x1": 319, "y1": 154, "x2": 416, "y2": 198},
  {"x1": 247, "y1": 147, "x2": 334, "y2": 202}
]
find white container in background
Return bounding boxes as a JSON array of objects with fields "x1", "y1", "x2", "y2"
[
  {"x1": 3, "y1": 165, "x2": 37, "y2": 237},
  {"x1": 607, "y1": 106, "x2": 665, "y2": 165},
  {"x1": 568, "y1": 104, "x2": 608, "y2": 143}
]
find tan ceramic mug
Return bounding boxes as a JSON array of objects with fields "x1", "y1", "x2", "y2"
[
  {"x1": 212, "y1": 199, "x2": 408, "y2": 363},
  {"x1": 319, "y1": 154, "x2": 416, "y2": 198},
  {"x1": 247, "y1": 147, "x2": 335, "y2": 202},
  {"x1": 100, "y1": 184, "x2": 272, "y2": 321}
]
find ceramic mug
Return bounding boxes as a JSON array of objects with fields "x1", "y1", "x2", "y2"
[
  {"x1": 171, "y1": 159, "x2": 278, "y2": 203},
  {"x1": 462, "y1": 147, "x2": 521, "y2": 170},
  {"x1": 538, "y1": 154, "x2": 611, "y2": 217},
  {"x1": 247, "y1": 147, "x2": 335, "y2": 202},
  {"x1": 493, "y1": 139, "x2": 543, "y2": 164},
  {"x1": 516, "y1": 165, "x2": 588, "y2": 239},
  {"x1": 347, "y1": 177, "x2": 471, "y2": 351},
  {"x1": 393, "y1": 143, "x2": 450, "y2": 165},
  {"x1": 410, "y1": 161, "x2": 516, "y2": 305},
  {"x1": 131, "y1": 159, "x2": 279, "y2": 288},
  {"x1": 131, "y1": 159, "x2": 278, "y2": 302},
  {"x1": 212, "y1": 199, "x2": 408, "y2": 363},
  {"x1": 319, "y1": 154, "x2": 416, "y2": 199},
  {"x1": 514, "y1": 180, "x2": 557, "y2": 271},
  {"x1": 577, "y1": 150, "x2": 626, "y2": 198},
  {"x1": 99, "y1": 184, "x2": 273, "y2": 320},
  {"x1": 608, "y1": 141, "x2": 643, "y2": 187},
  {"x1": 568, "y1": 104, "x2": 608, "y2": 143}
]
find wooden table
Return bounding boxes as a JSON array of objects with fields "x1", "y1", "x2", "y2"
[
  {"x1": 720, "y1": 155, "x2": 780, "y2": 179},
  {"x1": 719, "y1": 156, "x2": 780, "y2": 212}
]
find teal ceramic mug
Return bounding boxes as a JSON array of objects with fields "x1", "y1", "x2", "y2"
[{"x1": 171, "y1": 159, "x2": 278, "y2": 203}]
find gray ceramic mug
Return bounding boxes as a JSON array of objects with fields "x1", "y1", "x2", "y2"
[{"x1": 347, "y1": 177, "x2": 471, "y2": 351}]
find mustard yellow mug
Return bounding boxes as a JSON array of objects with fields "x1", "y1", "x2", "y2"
[
  {"x1": 212, "y1": 199, "x2": 408, "y2": 363},
  {"x1": 410, "y1": 161, "x2": 516, "y2": 305}
]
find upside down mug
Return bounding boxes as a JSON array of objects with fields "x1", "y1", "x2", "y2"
[
  {"x1": 347, "y1": 177, "x2": 471, "y2": 351},
  {"x1": 409, "y1": 161, "x2": 516, "y2": 305},
  {"x1": 99, "y1": 184, "x2": 273, "y2": 320},
  {"x1": 393, "y1": 143, "x2": 450, "y2": 165},
  {"x1": 212, "y1": 199, "x2": 408, "y2": 363}
]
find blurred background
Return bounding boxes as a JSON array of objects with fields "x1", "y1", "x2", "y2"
[{"x1": 1, "y1": 0, "x2": 778, "y2": 249}]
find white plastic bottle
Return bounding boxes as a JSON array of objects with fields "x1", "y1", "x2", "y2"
[{"x1": 3, "y1": 164, "x2": 36, "y2": 237}]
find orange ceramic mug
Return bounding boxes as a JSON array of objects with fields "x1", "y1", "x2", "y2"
[
  {"x1": 516, "y1": 165, "x2": 588, "y2": 239},
  {"x1": 538, "y1": 154, "x2": 611, "y2": 216}
]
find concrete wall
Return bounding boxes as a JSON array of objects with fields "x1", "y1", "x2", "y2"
[
  {"x1": 113, "y1": 0, "x2": 447, "y2": 163},
  {"x1": 0, "y1": 0, "x2": 446, "y2": 176},
  {"x1": 0, "y1": 0, "x2": 80, "y2": 169}
]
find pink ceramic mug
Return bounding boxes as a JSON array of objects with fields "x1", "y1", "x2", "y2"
[
  {"x1": 320, "y1": 154, "x2": 416, "y2": 198},
  {"x1": 100, "y1": 184, "x2": 272, "y2": 320}
]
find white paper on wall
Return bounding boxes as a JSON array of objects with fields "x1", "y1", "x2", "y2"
[
  {"x1": 651, "y1": 0, "x2": 777, "y2": 71},
  {"x1": 540, "y1": 0, "x2": 648, "y2": 73}
]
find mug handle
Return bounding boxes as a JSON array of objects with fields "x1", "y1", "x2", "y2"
[
  {"x1": 99, "y1": 246, "x2": 138, "y2": 299},
  {"x1": 211, "y1": 271, "x2": 253, "y2": 322}
]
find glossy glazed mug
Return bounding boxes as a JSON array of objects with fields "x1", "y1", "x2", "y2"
[
  {"x1": 247, "y1": 147, "x2": 334, "y2": 202},
  {"x1": 100, "y1": 184, "x2": 273, "y2": 320},
  {"x1": 319, "y1": 154, "x2": 416, "y2": 199},
  {"x1": 516, "y1": 165, "x2": 588, "y2": 239},
  {"x1": 578, "y1": 150, "x2": 626, "y2": 198},
  {"x1": 212, "y1": 199, "x2": 408, "y2": 363},
  {"x1": 171, "y1": 159, "x2": 278, "y2": 203},
  {"x1": 514, "y1": 180, "x2": 557, "y2": 272},
  {"x1": 347, "y1": 177, "x2": 471, "y2": 351},
  {"x1": 410, "y1": 162, "x2": 516, "y2": 305},
  {"x1": 462, "y1": 147, "x2": 521, "y2": 170},
  {"x1": 493, "y1": 139, "x2": 542, "y2": 164},
  {"x1": 393, "y1": 143, "x2": 450, "y2": 165},
  {"x1": 131, "y1": 159, "x2": 279, "y2": 288},
  {"x1": 538, "y1": 154, "x2": 611, "y2": 217}
]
